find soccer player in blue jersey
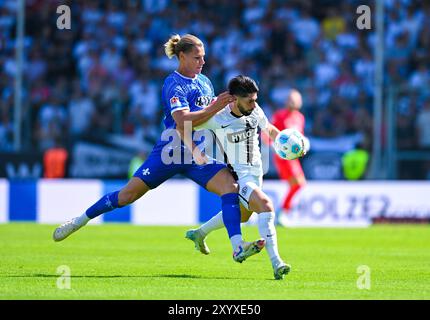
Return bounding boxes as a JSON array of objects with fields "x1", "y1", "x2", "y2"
[{"x1": 53, "y1": 34, "x2": 265, "y2": 263}]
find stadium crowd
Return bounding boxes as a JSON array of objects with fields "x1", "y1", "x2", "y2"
[{"x1": 0, "y1": 0, "x2": 429, "y2": 176}]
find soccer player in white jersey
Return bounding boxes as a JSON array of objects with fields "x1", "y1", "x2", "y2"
[
  {"x1": 52, "y1": 35, "x2": 264, "y2": 264},
  {"x1": 186, "y1": 75, "x2": 291, "y2": 280}
]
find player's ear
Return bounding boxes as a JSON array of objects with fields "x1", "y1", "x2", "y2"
[{"x1": 178, "y1": 51, "x2": 185, "y2": 61}]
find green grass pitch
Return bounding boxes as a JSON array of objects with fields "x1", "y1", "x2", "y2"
[{"x1": 0, "y1": 223, "x2": 429, "y2": 299}]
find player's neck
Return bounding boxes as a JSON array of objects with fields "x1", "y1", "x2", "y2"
[
  {"x1": 176, "y1": 67, "x2": 197, "y2": 79},
  {"x1": 230, "y1": 103, "x2": 243, "y2": 118}
]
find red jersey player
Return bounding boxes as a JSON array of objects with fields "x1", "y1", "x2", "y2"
[{"x1": 271, "y1": 89, "x2": 306, "y2": 222}]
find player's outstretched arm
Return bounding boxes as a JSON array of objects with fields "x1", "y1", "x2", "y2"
[
  {"x1": 173, "y1": 91, "x2": 235, "y2": 129},
  {"x1": 265, "y1": 123, "x2": 280, "y2": 142},
  {"x1": 172, "y1": 92, "x2": 235, "y2": 165}
]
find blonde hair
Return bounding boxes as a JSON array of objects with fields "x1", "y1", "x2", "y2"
[{"x1": 164, "y1": 34, "x2": 203, "y2": 59}]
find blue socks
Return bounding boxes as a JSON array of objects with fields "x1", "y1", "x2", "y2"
[
  {"x1": 85, "y1": 191, "x2": 122, "y2": 219},
  {"x1": 83, "y1": 191, "x2": 242, "y2": 242},
  {"x1": 221, "y1": 193, "x2": 242, "y2": 238}
]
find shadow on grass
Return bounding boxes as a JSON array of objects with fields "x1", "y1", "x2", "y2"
[{"x1": 1, "y1": 273, "x2": 246, "y2": 280}]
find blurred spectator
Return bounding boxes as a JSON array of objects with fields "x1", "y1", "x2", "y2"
[
  {"x1": 0, "y1": 99, "x2": 13, "y2": 151},
  {"x1": 409, "y1": 63, "x2": 430, "y2": 89},
  {"x1": 128, "y1": 149, "x2": 147, "y2": 179},
  {"x1": 341, "y1": 144, "x2": 369, "y2": 180},
  {"x1": 416, "y1": 99, "x2": 430, "y2": 149},
  {"x1": 68, "y1": 82, "x2": 95, "y2": 139},
  {"x1": 36, "y1": 96, "x2": 68, "y2": 151},
  {"x1": 0, "y1": 0, "x2": 427, "y2": 180},
  {"x1": 43, "y1": 143, "x2": 68, "y2": 178},
  {"x1": 416, "y1": 99, "x2": 430, "y2": 179},
  {"x1": 322, "y1": 8, "x2": 345, "y2": 41}
]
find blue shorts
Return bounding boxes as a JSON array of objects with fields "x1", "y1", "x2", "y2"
[{"x1": 133, "y1": 141, "x2": 227, "y2": 189}]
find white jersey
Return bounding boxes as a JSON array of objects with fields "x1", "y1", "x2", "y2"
[{"x1": 195, "y1": 103, "x2": 269, "y2": 179}]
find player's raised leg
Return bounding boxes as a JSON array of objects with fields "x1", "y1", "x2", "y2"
[
  {"x1": 248, "y1": 187, "x2": 290, "y2": 279},
  {"x1": 53, "y1": 143, "x2": 179, "y2": 242},
  {"x1": 199, "y1": 167, "x2": 265, "y2": 263},
  {"x1": 186, "y1": 203, "x2": 251, "y2": 254},
  {"x1": 53, "y1": 177, "x2": 150, "y2": 242}
]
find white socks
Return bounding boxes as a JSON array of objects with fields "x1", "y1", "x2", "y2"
[
  {"x1": 75, "y1": 213, "x2": 90, "y2": 226},
  {"x1": 198, "y1": 210, "x2": 282, "y2": 258},
  {"x1": 199, "y1": 211, "x2": 224, "y2": 236},
  {"x1": 258, "y1": 211, "x2": 282, "y2": 266},
  {"x1": 230, "y1": 235, "x2": 243, "y2": 250},
  {"x1": 198, "y1": 211, "x2": 243, "y2": 250}
]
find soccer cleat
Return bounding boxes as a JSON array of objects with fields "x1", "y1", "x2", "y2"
[
  {"x1": 185, "y1": 229, "x2": 210, "y2": 255},
  {"x1": 273, "y1": 261, "x2": 291, "y2": 280},
  {"x1": 53, "y1": 217, "x2": 85, "y2": 242},
  {"x1": 233, "y1": 239, "x2": 265, "y2": 263}
]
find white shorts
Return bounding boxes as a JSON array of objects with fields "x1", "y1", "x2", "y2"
[{"x1": 237, "y1": 174, "x2": 263, "y2": 211}]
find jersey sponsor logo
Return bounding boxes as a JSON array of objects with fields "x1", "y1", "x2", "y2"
[
  {"x1": 227, "y1": 128, "x2": 256, "y2": 143},
  {"x1": 170, "y1": 96, "x2": 181, "y2": 108},
  {"x1": 195, "y1": 95, "x2": 212, "y2": 107}
]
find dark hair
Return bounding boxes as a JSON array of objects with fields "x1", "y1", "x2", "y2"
[{"x1": 228, "y1": 75, "x2": 259, "y2": 97}]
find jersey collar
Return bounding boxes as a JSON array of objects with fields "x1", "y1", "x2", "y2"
[
  {"x1": 174, "y1": 70, "x2": 198, "y2": 80},
  {"x1": 228, "y1": 103, "x2": 243, "y2": 118}
]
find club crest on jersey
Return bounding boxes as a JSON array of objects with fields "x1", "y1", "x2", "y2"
[
  {"x1": 195, "y1": 95, "x2": 212, "y2": 107},
  {"x1": 170, "y1": 96, "x2": 181, "y2": 108},
  {"x1": 248, "y1": 118, "x2": 258, "y2": 128}
]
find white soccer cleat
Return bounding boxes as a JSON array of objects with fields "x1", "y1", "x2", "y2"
[
  {"x1": 273, "y1": 261, "x2": 291, "y2": 280},
  {"x1": 53, "y1": 217, "x2": 85, "y2": 242},
  {"x1": 233, "y1": 239, "x2": 265, "y2": 263},
  {"x1": 185, "y1": 229, "x2": 210, "y2": 255}
]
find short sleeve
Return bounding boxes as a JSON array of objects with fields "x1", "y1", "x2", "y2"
[
  {"x1": 201, "y1": 74, "x2": 215, "y2": 98},
  {"x1": 168, "y1": 86, "x2": 189, "y2": 114},
  {"x1": 194, "y1": 111, "x2": 222, "y2": 131},
  {"x1": 256, "y1": 103, "x2": 269, "y2": 130}
]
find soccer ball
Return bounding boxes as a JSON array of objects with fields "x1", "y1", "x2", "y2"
[{"x1": 274, "y1": 128, "x2": 306, "y2": 160}]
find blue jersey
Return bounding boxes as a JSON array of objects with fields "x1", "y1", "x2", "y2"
[
  {"x1": 134, "y1": 71, "x2": 226, "y2": 189},
  {"x1": 161, "y1": 71, "x2": 215, "y2": 129},
  {"x1": 132, "y1": 70, "x2": 227, "y2": 190}
]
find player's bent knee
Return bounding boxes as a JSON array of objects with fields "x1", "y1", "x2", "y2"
[
  {"x1": 215, "y1": 184, "x2": 238, "y2": 196},
  {"x1": 258, "y1": 197, "x2": 274, "y2": 213},
  {"x1": 290, "y1": 176, "x2": 306, "y2": 187},
  {"x1": 223, "y1": 181, "x2": 239, "y2": 194}
]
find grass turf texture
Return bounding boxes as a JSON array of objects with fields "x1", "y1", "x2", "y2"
[{"x1": 0, "y1": 223, "x2": 429, "y2": 300}]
